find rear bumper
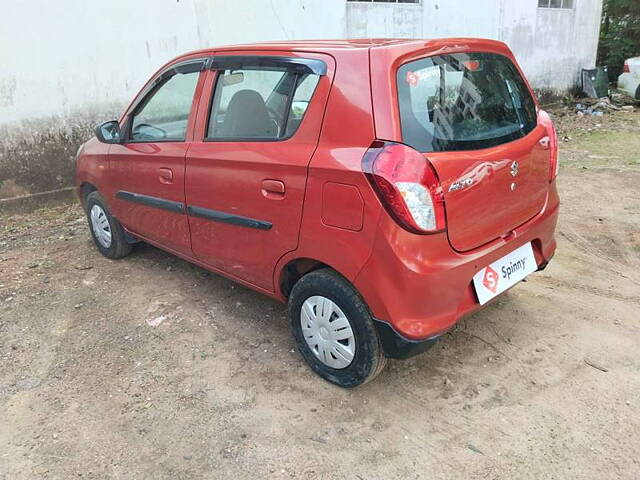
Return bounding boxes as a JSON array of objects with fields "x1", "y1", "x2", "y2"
[
  {"x1": 354, "y1": 183, "x2": 560, "y2": 344},
  {"x1": 373, "y1": 318, "x2": 439, "y2": 359},
  {"x1": 373, "y1": 252, "x2": 554, "y2": 359}
]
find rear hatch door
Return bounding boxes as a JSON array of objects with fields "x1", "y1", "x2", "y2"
[{"x1": 395, "y1": 51, "x2": 550, "y2": 251}]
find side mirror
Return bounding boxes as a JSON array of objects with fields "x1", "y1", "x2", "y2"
[{"x1": 95, "y1": 120, "x2": 122, "y2": 144}]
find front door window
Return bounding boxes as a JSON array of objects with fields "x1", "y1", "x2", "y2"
[{"x1": 130, "y1": 71, "x2": 200, "y2": 142}]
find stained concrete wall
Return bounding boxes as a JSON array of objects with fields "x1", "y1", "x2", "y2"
[
  {"x1": 0, "y1": 0, "x2": 347, "y2": 126},
  {"x1": 347, "y1": 0, "x2": 603, "y2": 95},
  {"x1": 0, "y1": 0, "x2": 601, "y2": 198},
  {"x1": 498, "y1": 0, "x2": 603, "y2": 94}
]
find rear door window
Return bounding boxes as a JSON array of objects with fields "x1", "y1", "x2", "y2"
[
  {"x1": 207, "y1": 68, "x2": 319, "y2": 141},
  {"x1": 285, "y1": 74, "x2": 320, "y2": 137},
  {"x1": 397, "y1": 53, "x2": 537, "y2": 152}
]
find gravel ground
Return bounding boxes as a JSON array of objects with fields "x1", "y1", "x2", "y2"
[{"x1": 1, "y1": 110, "x2": 639, "y2": 479}]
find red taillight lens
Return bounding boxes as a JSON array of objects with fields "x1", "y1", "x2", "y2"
[
  {"x1": 538, "y1": 110, "x2": 559, "y2": 181},
  {"x1": 623, "y1": 61, "x2": 630, "y2": 73},
  {"x1": 362, "y1": 141, "x2": 446, "y2": 234}
]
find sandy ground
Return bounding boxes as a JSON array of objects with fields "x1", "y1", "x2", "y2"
[{"x1": 1, "y1": 111, "x2": 639, "y2": 479}]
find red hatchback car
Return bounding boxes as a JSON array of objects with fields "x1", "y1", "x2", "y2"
[{"x1": 76, "y1": 39, "x2": 559, "y2": 387}]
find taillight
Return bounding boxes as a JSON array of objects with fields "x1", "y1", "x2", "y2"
[
  {"x1": 538, "y1": 110, "x2": 559, "y2": 182},
  {"x1": 362, "y1": 141, "x2": 446, "y2": 234},
  {"x1": 623, "y1": 61, "x2": 630, "y2": 73}
]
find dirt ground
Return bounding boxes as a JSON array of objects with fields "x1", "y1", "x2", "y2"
[{"x1": 1, "y1": 110, "x2": 639, "y2": 480}]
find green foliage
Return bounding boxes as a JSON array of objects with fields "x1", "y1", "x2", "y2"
[{"x1": 598, "y1": 0, "x2": 640, "y2": 74}]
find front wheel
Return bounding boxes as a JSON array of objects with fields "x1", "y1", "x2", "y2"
[
  {"x1": 85, "y1": 191, "x2": 132, "y2": 259},
  {"x1": 288, "y1": 269, "x2": 387, "y2": 388}
]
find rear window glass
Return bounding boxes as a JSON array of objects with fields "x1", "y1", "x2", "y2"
[{"x1": 397, "y1": 53, "x2": 537, "y2": 152}]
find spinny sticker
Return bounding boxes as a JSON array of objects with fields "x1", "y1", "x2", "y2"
[{"x1": 406, "y1": 71, "x2": 418, "y2": 86}]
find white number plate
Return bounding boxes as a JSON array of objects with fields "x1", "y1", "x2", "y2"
[{"x1": 473, "y1": 242, "x2": 537, "y2": 305}]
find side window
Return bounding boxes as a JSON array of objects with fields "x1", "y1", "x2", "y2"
[
  {"x1": 130, "y1": 71, "x2": 199, "y2": 142},
  {"x1": 207, "y1": 68, "x2": 320, "y2": 140},
  {"x1": 285, "y1": 75, "x2": 320, "y2": 137}
]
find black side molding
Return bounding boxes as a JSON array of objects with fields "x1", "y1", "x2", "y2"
[
  {"x1": 116, "y1": 191, "x2": 185, "y2": 214},
  {"x1": 187, "y1": 205, "x2": 272, "y2": 231},
  {"x1": 209, "y1": 55, "x2": 327, "y2": 76},
  {"x1": 372, "y1": 318, "x2": 440, "y2": 360},
  {"x1": 115, "y1": 192, "x2": 272, "y2": 231}
]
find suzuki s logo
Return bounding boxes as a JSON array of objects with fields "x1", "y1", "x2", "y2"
[{"x1": 510, "y1": 161, "x2": 519, "y2": 177}]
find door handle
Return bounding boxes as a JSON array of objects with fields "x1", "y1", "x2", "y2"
[
  {"x1": 261, "y1": 179, "x2": 285, "y2": 199},
  {"x1": 159, "y1": 168, "x2": 173, "y2": 184}
]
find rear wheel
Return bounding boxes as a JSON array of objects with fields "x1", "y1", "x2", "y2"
[
  {"x1": 288, "y1": 269, "x2": 386, "y2": 387},
  {"x1": 85, "y1": 191, "x2": 132, "y2": 259},
  {"x1": 635, "y1": 84, "x2": 640, "y2": 100}
]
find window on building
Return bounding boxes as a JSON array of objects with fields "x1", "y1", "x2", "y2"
[
  {"x1": 538, "y1": 0, "x2": 574, "y2": 8},
  {"x1": 347, "y1": 1, "x2": 420, "y2": 4}
]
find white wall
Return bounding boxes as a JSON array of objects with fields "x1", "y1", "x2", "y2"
[
  {"x1": 0, "y1": 0, "x2": 346, "y2": 125},
  {"x1": 0, "y1": 0, "x2": 602, "y2": 126},
  {"x1": 498, "y1": 0, "x2": 603, "y2": 92},
  {"x1": 0, "y1": 0, "x2": 603, "y2": 126},
  {"x1": 346, "y1": 0, "x2": 602, "y2": 95},
  {"x1": 0, "y1": 0, "x2": 603, "y2": 197}
]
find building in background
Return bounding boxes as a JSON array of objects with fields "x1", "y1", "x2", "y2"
[{"x1": 0, "y1": 0, "x2": 602, "y2": 198}]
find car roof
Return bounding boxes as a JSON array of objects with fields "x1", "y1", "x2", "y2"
[
  {"x1": 219, "y1": 38, "x2": 423, "y2": 49},
  {"x1": 175, "y1": 37, "x2": 510, "y2": 59},
  {"x1": 165, "y1": 38, "x2": 511, "y2": 73},
  {"x1": 181, "y1": 38, "x2": 427, "y2": 57}
]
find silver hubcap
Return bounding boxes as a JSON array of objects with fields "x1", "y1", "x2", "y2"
[
  {"x1": 300, "y1": 296, "x2": 356, "y2": 369},
  {"x1": 90, "y1": 205, "x2": 112, "y2": 248}
]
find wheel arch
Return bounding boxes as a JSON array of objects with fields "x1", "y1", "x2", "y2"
[
  {"x1": 79, "y1": 182, "x2": 98, "y2": 206},
  {"x1": 278, "y1": 257, "x2": 348, "y2": 299}
]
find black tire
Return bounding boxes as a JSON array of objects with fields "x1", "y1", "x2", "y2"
[
  {"x1": 636, "y1": 84, "x2": 640, "y2": 101},
  {"x1": 84, "y1": 191, "x2": 132, "y2": 259},
  {"x1": 288, "y1": 268, "x2": 387, "y2": 388}
]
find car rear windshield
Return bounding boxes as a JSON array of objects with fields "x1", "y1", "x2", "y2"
[{"x1": 397, "y1": 52, "x2": 538, "y2": 152}]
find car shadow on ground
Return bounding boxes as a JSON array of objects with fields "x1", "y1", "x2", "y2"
[{"x1": 125, "y1": 239, "x2": 514, "y2": 389}]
